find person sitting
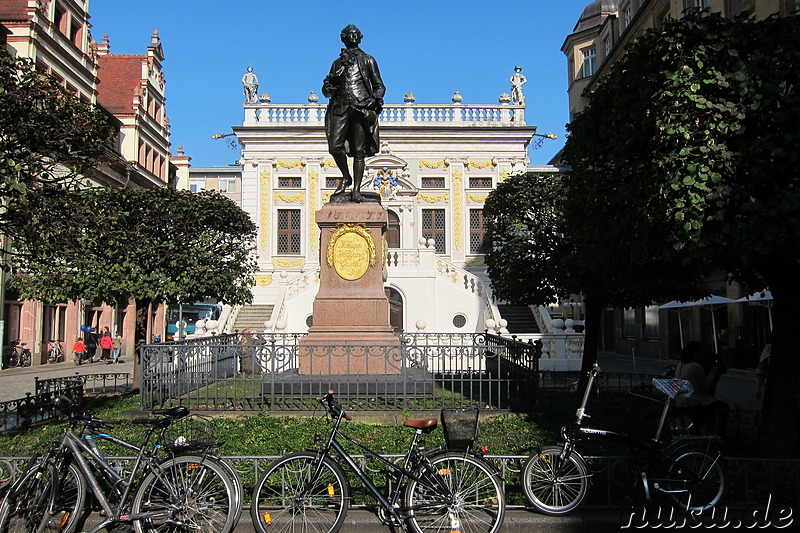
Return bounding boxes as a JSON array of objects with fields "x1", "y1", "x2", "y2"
[{"x1": 675, "y1": 341, "x2": 729, "y2": 437}]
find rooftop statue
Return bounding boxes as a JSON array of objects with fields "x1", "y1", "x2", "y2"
[
  {"x1": 510, "y1": 66, "x2": 527, "y2": 105},
  {"x1": 322, "y1": 24, "x2": 386, "y2": 203},
  {"x1": 242, "y1": 66, "x2": 259, "y2": 104}
]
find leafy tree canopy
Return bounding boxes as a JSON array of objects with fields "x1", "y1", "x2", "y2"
[
  {"x1": 0, "y1": 47, "x2": 114, "y2": 228},
  {"x1": 5, "y1": 187, "x2": 257, "y2": 307},
  {"x1": 483, "y1": 173, "x2": 571, "y2": 306}
]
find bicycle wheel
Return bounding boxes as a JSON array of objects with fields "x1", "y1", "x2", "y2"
[
  {"x1": 250, "y1": 451, "x2": 349, "y2": 533},
  {"x1": 521, "y1": 445, "x2": 590, "y2": 516},
  {"x1": 665, "y1": 450, "x2": 724, "y2": 510},
  {"x1": 205, "y1": 456, "x2": 243, "y2": 529},
  {"x1": 4, "y1": 351, "x2": 19, "y2": 368},
  {"x1": 131, "y1": 454, "x2": 238, "y2": 533},
  {"x1": 404, "y1": 451, "x2": 505, "y2": 533},
  {"x1": 21, "y1": 351, "x2": 31, "y2": 367},
  {"x1": 0, "y1": 462, "x2": 55, "y2": 533},
  {"x1": 38, "y1": 462, "x2": 87, "y2": 533}
]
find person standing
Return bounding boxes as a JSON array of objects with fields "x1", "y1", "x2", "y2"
[
  {"x1": 112, "y1": 335, "x2": 122, "y2": 364},
  {"x1": 72, "y1": 337, "x2": 87, "y2": 366},
  {"x1": 322, "y1": 24, "x2": 385, "y2": 203},
  {"x1": 85, "y1": 328, "x2": 98, "y2": 363},
  {"x1": 100, "y1": 331, "x2": 113, "y2": 363}
]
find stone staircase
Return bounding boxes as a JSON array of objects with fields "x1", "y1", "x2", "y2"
[
  {"x1": 232, "y1": 304, "x2": 274, "y2": 332},
  {"x1": 496, "y1": 304, "x2": 540, "y2": 334}
]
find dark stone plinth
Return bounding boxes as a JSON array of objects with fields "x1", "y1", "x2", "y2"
[{"x1": 328, "y1": 190, "x2": 382, "y2": 204}]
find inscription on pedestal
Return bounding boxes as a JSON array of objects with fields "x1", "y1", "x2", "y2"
[{"x1": 326, "y1": 224, "x2": 376, "y2": 281}]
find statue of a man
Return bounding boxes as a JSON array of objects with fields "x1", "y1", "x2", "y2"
[
  {"x1": 242, "y1": 66, "x2": 259, "y2": 104},
  {"x1": 510, "y1": 66, "x2": 527, "y2": 105},
  {"x1": 322, "y1": 25, "x2": 385, "y2": 203}
]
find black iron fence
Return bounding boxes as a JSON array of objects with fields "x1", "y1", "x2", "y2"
[
  {"x1": 140, "y1": 332, "x2": 541, "y2": 412},
  {"x1": 0, "y1": 382, "x2": 82, "y2": 433},
  {"x1": 36, "y1": 372, "x2": 131, "y2": 397},
  {"x1": 2, "y1": 453, "x2": 797, "y2": 511}
]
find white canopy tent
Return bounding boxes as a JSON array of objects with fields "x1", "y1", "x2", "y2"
[
  {"x1": 658, "y1": 295, "x2": 736, "y2": 353},
  {"x1": 737, "y1": 290, "x2": 773, "y2": 331}
]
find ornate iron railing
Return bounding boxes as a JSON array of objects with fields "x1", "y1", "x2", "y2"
[
  {"x1": 0, "y1": 382, "x2": 83, "y2": 433},
  {"x1": 140, "y1": 332, "x2": 541, "y2": 412}
]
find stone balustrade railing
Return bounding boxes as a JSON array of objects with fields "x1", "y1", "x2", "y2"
[{"x1": 244, "y1": 103, "x2": 526, "y2": 127}]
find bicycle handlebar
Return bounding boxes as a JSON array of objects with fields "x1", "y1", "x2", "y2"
[{"x1": 322, "y1": 390, "x2": 352, "y2": 421}]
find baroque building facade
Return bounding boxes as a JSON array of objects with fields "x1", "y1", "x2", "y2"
[
  {"x1": 561, "y1": 0, "x2": 795, "y2": 365},
  {"x1": 187, "y1": 79, "x2": 568, "y2": 341},
  {"x1": 1, "y1": 0, "x2": 177, "y2": 367}
]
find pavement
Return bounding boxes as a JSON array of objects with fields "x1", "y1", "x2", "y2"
[{"x1": 0, "y1": 356, "x2": 135, "y2": 403}]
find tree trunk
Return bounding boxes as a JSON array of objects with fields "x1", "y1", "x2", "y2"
[
  {"x1": 579, "y1": 294, "x2": 604, "y2": 391},
  {"x1": 757, "y1": 276, "x2": 800, "y2": 457}
]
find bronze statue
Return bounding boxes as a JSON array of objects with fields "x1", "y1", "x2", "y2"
[{"x1": 322, "y1": 25, "x2": 385, "y2": 203}]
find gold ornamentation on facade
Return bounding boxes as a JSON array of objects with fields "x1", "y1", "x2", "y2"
[
  {"x1": 323, "y1": 159, "x2": 338, "y2": 170},
  {"x1": 468, "y1": 159, "x2": 496, "y2": 170},
  {"x1": 322, "y1": 192, "x2": 332, "y2": 204},
  {"x1": 499, "y1": 169, "x2": 510, "y2": 182},
  {"x1": 259, "y1": 170, "x2": 271, "y2": 251},
  {"x1": 453, "y1": 172, "x2": 463, "y2": 251},
  {"x1": 419, "y1": 158, "x2": 448, "y2": 170},
  {"x1": 451, "y1": 273, "x2": 458, "y2": 283},
  {"x1": 255, "y1": 275, "x2": 273, "y2": 286},
  {"x1": 275, "y1": 192, "x2": 305, "y2": 204},
  {"x1": 308, "y1": 171, "x2": 319, "y2": 251},
  {"x1": 326, "y1": 224, "x2": 376, "y2": 281},
  {"x1": 418, "y1": 192, "x2": 449, "y2": 203},
  {"x1": 467, "y1": 193, "x2": 489, "y2": 203},
  {"x1": 276, "y1": 158, "x2": 305, "y2": 169},
  {"x1": 274, "y1": 258, "x2": 305, "y2": 268}
]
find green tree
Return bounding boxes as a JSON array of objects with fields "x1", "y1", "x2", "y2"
[
  {"x1": 6, "y1": 187, "x2": 257, "y2": 308},
  {"x1": 563, "y1": 12, "x2": 800, "y2": 456},
  {"x1": 0, "y1": 47, "x2": 113, "y2": 233}
]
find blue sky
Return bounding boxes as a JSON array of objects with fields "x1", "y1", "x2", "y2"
[{"x1": 90, "y1": 0, "x2": 588, "y2": 168}]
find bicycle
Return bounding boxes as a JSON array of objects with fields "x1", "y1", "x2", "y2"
[
  {"x1": 0, "y1": 397, "x2": 241, "y2": 533},
  {"x1": 47, "y1": 340, "x2": 65, "y2": 364},
  {"x1": 521, "y1": 365, "x2": 725, "y2": 515},
  {"x1": 3, "y1": 341, "x2": 32, "y2": 368},
  {"x1": 250, "y1": 391, "x2": 505, "y2": 533}
]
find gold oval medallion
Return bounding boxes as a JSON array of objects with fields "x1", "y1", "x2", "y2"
[{"x1": 332, "y1": 231, "x2": 370, "y2": 280}]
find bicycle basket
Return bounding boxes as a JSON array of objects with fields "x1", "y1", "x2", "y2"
[
  {"x1": 161, "y1": 415, "x2": 216, "y2": 452},
  {"x1": 441, "y1": 408, "x2": 479, "y2": 450}
]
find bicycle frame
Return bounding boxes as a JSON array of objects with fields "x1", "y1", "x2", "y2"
[
  {"x1": 46, "y1": 416, "x2": 193, "y2": 532},
  {"x1": 559, "y1": 365, "x2": 722, "y2": 499},
  {"x1": 311, "y1": 403, "x2": 461, "y2": 525}
]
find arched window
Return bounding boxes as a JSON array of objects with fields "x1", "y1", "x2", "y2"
[{"x1": 387, "y1": 210, "x2": 400, "y2": 248}]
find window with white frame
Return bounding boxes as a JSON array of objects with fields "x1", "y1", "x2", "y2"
[
  {"x1": 421, "y1": 209, "x2": 446, "y2": 254},
  {"x1": 219, "y1": 178, "x2": 236, "y2": 193},
  {"x1": 642, "y1": 305, "x2": 660, "y2": 339},
  {"x1": 277, "y1": 209, "x2": 301, "y2": 254},
  {"x1": 189, "y1": 179, "x2": 205, "y2": 193},
  {"x1": 623, "y1": 4, "x2": 633, "y2": 26},
  {"x1": 581, "y1": 47, "x2": 597, "y2": 78}
]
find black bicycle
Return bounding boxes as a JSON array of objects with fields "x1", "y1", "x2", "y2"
[
  {"x1": 521, "y1": 365, "x2": 725, "y2": 515},
  {"x1": 3, "y1": 341, "x2": 31, "y2": 368},
  {"x1": 0, "y1": 398, "x2": 241, "y2": 533},
  {"x1": 250, "y1": 391, "x2": 505, "y2": 533}
]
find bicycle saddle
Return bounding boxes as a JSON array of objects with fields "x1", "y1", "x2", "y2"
[
  {"x1": 404, "y1": 418, "x2": 438, "y2": 433},
  {"x1": 152, "y1": 406, "x2": 190, "y2": 419}
]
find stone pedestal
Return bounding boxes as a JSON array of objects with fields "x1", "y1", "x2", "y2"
[{"x1": 299, "y1": 203, "x2": 401, "y2": 375}]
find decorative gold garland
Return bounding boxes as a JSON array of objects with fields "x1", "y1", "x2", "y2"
[
  {"x1": 419, "y1": 158, "x2": 448, "y2": 170},
  {"x1": 499, "y1": 169, "x2": 510, "y2": 182},
  {"x1": 468, "y1": 159, "x2": 496, "y2": 170},
  {"x1": 323, "y1": 159, "x2": 338, "y2": 170},
  {"x1": 322, "y1": 192, "x2": 332, "y2": 204},
  {"x1": 467, "y1": 193, "x2": 489, "y2": 203},
  {"x1": 255, "y1": 274, "x2": 273, "y2": 286},
  {"x1": 418, "y1": 192, "x2": 449, "y2": 203},
  {"x1": 308, "y1": 171, "x2": 319, "y2": 251},
  {"x1": 259, "y1": 170, "x2": 271, "y2": 251},
  {"x1": 276, "y1": 158, "x2": 305, "y2": 169},
  {"x1": 326, "y1": 224, "x2": 376, "y2": 268},
  {"x1": 453, "y1": 172, "x2": 463, "y2": 251},
  {"x1": 274, "y1": 258, "x2": 305, "y2": 268},
  {"x1": 275, "y1": 192, "x2": 305, "y2": 204}
]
